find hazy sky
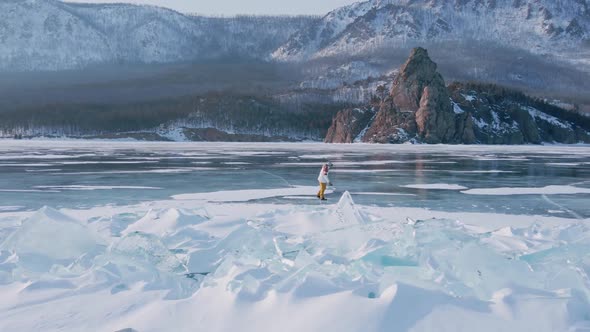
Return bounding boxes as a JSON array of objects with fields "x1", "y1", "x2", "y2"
[{"x1": 64, "y1": 0, "x2": 359, "y2": 16}]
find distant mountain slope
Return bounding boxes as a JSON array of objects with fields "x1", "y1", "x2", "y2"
[
  {"x1": 273, "y1": 0, "x2": 590, "y2": 63},
  {"x1": 0, "y1": 0, "x2": 316, "y2": 71}
]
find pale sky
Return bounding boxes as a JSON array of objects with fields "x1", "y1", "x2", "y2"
[{"x1": 64, "y1": 0, "x2": 359, "y2": 16}]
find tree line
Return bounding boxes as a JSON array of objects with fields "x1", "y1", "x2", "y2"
[{"x1": 0, "y1": 93, "x2": 344, "y2": 139}]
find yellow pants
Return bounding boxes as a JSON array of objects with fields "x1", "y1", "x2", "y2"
[{"x1": 317, "y1": 182, "x2": 327, "y2": 199}]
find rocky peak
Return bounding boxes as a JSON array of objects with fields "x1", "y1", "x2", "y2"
[
  {"x1": 325, "y1": 47, "x2": 590, "y2": 145},
  {"x1": 390, "y1": 47, "x2": 441, "y2": 111},
  {"x1": 356, "y1": 47, "x2": 455, "y2": 143}
]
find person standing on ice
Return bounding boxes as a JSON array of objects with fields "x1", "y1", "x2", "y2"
[{"x1": 317, "y1": 163, "x2": 331, "y2": 201}]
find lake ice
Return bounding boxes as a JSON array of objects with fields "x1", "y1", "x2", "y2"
[{"x1": 0, "y1": 141, "x2": 589, "y2": 331}]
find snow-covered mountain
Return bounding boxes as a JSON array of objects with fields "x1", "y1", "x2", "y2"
[
  {"x1": 5, "y1": 0, "x2": 589, "y2": 74},
  {"x1": 273, "y1": 0, "x2": 590, "y2": 62},
  {"x1": 0, "y1": 0, "x2": 315, "y2": 71}
]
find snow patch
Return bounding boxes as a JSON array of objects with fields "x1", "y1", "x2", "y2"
[
  {"x1": 462, "y1": 94, "x2": 477, "y2": 102},
  {"x1": 402, "y1": 184, "x2": 468, "y2": 190},
  {"x1": 525, "y1": 107, "x2": 571, "y2": 129},
  {"x1": 157, "y1": 127, "x2": 188, "y2": 142},
  {"x1": 354, "y1": 112, "x2": 377, "y2": 143},
  {"x1": 462, "y1": 185, "x2": 590, "y2": 196},
  {"x1": 452, "y1": 101, "x2": 465, "y2": 114},
  {"x1": 34, "y1": 185, "x2": 162, "y2": 191}
]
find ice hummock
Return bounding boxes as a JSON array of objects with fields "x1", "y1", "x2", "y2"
[
  {"x1": 0, "y1": 207, "x2": 105, "y2": 261},
  {"x1": 336, "y1": 191, "x2": 367, "y2": 226},
  {"x1": 0, "y1": 207, "x2": 106, "y2": 276},
  {"x1": 109, "y1": 232, "x2": 187, "y2": 274},
  {"x1": 0, "y1": 191, "x2": 589, "y2": 331}
]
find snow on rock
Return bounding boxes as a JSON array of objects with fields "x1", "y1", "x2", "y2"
[
  {"x1": 525, "y1": 106, "x2": 572, "y2": 129},
  {"x1": 452, "y1": 101, "x2": 465, "y2": 114},
  {"x1": 462, "y1": 93, "x2": 477, "y2": 102}
]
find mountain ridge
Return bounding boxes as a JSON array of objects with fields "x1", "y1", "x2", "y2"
[
  {"x1": 0, "y1": 0, "x2": 316, "y2": 71},
  {"x1": 273, "y1": 0, "x2": 590, "y2": 64}
]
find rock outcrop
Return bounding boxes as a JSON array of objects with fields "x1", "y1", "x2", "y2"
[
  {"x1": 448, "y1": 83, "x2": 590, "y2": 144},
  {"x1": 362, "y1": 47, "x2": 456, "y2": 144},
  {"x1": 324, "y1": 108, "x2": 376, "y2": 143},
  {"x1": 325, "y1": 48, "x2": 590, "y2": 145}
]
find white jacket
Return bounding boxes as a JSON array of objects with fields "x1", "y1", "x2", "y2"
[{"x1": 318, "y1": 168, "x2": 330, "y2": 184}]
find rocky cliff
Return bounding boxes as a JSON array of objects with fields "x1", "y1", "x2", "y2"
[
  {"x1": 362, "y1": 48, "x2": 456, "y2": 144},
  {"x1": 325, "y1": 48, "x2": 590, "y2": 144},
  {"x1": 324, "y1": 107, "x2": 376, "y2": 143},
  {"x1": 448, "y1": 83, "x2": 590, "y2": 144}
]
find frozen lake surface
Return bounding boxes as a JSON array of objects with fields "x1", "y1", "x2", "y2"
[
  {"x1": 1, "y1": 141, "x2": 589, "y2": 217},
  {"x1": 0, "y1": 141, "x2": 589, "y2": 331}
]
